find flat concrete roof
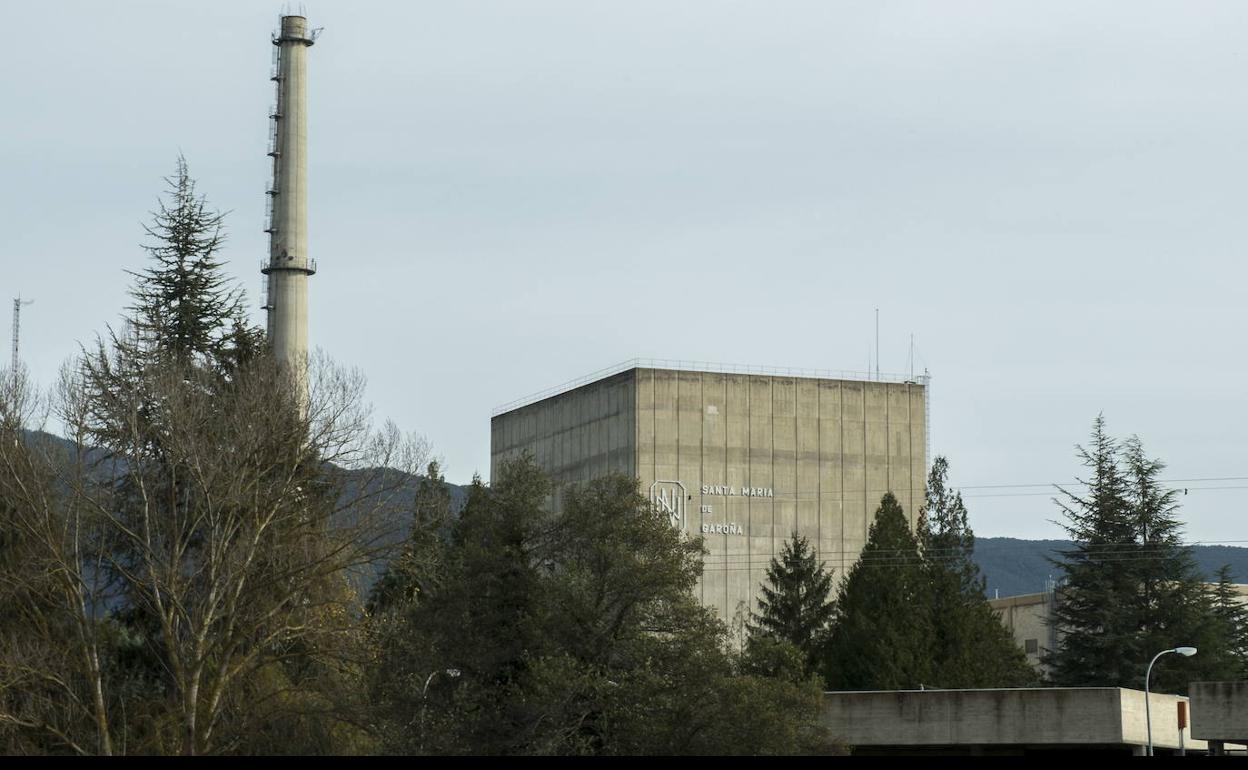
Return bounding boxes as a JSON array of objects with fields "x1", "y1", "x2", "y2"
[{"x1": 493, "y1": 357, "x2": 927, "y2": 415}]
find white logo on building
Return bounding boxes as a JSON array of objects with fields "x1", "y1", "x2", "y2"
[{"x1": 649, "y1": 480, "x2": 687, "y2": 531}]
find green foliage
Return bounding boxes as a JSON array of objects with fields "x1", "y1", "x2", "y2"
[
  {"x1": 1047, "y1": 417, "x2": 1140, "y2": 686},
  {"x1": 125, "y1": 155, "x2": 256, "y2": 371},
  {"x1": 1047, "y1": 417, "x2": 1226, "y2": 693},
  {"x1": 373, "y1": 457, "x2": 834, "y2": 755},
  {"x1": 367, "y1": 460, "x2": 454, "y2": 613},
  {"x1": 822, "y1": 492, "x2": 932, "y2": 690},
  {"x1": 1205, "y1": 566, "x2": 1248, "y2": 680},
  {"x1": 920, "y1": 457, "x2": 1037, "y2": 688},
  {"x1": 748, "y1": 533, "x2": 835, "y2": 677}
]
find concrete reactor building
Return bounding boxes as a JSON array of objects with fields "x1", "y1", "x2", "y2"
[{"x1": 491, "y1": 360, "x2": 929, "y2": 620}]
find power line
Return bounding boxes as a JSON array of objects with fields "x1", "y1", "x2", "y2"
[
  {"x1": 964, "y1": 486, "x2": 1248, "y2": 499},
  {"x1": 675, "y1": 485, "x2": 1248, "y2": 504},
  {"x1": 696, "y1": 538, "x2": 1248, "y2": 572},
  {"x1": 658, "y1": 476, "x2": 1248, "y2": 501},
  {"x1": 957, "y1": 475, "x2": 1248, "y2": 491}
]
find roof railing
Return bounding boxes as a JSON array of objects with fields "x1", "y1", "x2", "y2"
[{"x1": 491, "y1": 358, "x2": 929, "y2": 416}]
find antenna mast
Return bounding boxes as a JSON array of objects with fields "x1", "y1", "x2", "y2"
[
  {"x1": 11, "y1": 296, "x2": 33, "y2": 371},
  {"x1": 874, "y1": 307, "x2": 880, "y2": 380}
]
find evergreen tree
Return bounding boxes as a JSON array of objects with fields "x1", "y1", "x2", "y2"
[
  {"x1": 368, "y1": 460, "x2": 455, "y2": 613},
  {"x1": 84, "y1": 157, "x2": 263, "y2": 453},
  {"x1": 822, "y1": 492, "x2": 932, "y2": 690},
  {"x1": 1207, "y1": 566, "x2": 1248, "y2": 680},
  {"x1": 124, "y1": 155, "x2": 254, "y2": 371},
  {"x1": 1047, "y1": 418, "x2": 1209, "y2": 692},
  {"x1": 374, "y1": 458, "x2": 834, "y2": 755},
  {"x1": 1046, "y1": 416, "x2": 1139, "y2": 686},
  {"x1": 748, "y1": 533, "x2": 835, "y2": 678},
  {"x1": 1121, "y1": 435, "x2": 1213, "y2": 692},
  {"x1": 920, "y1": 457, "x2": 1036, "y2": 688},
  {"x1": 375, "y1": 461, "x2": 555, "y2": 753}
]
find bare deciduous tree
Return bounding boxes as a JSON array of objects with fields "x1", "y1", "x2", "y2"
[{"x1": 0, "y1": 354, "x2": 427, "y2": 755}]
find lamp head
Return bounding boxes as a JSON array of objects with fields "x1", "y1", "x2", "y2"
[{"x1": 1175, "y1": 646, "x2": 1198, "y2": 657}]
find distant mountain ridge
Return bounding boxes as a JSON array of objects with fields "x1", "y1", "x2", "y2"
[
  {"x1": 19, "y1": 430, "x2": 1244, "y2": 601},
  {"x1": 280, "y1": 471, "x2": 1248, "y2": 600},
  {"x1": 330, "y1": 468, "x2": 1248, "y2": 601},
  {"x1": 973, "y1": 537, "x2": 1248, "y2": 598}
]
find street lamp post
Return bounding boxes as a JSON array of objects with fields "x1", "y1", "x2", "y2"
[
  {"x1": 1145, "y1": 646, "x2": 1197, "y2": 756},
  {"x1": 419, "y1": 668, "x2": 461, "y2": 752}
]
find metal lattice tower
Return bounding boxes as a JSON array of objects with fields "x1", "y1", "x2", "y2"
[{"x1": 11, "y1": 296, "x2": 32, "y2": 372}]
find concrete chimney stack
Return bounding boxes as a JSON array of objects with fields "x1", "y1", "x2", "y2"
[{"x1": 263, "y1": 15, "x2": 316, "y2": 400}]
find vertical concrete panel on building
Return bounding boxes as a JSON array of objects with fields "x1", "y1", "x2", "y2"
[
  {"x1": 605, "y1": 376, "x2": 636, "y2": 479},
  {"x1": 909, "y1": 385, "x2": 928, "y2": 509},
  {"x1": 887, "y1": 386, "x2": 915, "y2": 523},
  {"x1": 864, "y1": 382, "x2": 891, "y2": 523},
  {"x1": 676, "y1": 371, "x2": 705, "y2": 602},
  {"x1": 771, "y1": 378, "x2": 797, "y2": 551},
  {"x1": 652, "y1": 370, "x2": 679, "y2": 486},
  {"x1": 817, "y1": 381, "x2": 845, "y2": 575},
  {"x1": 699, "y1": 373, "x2": 729, "y2": 615},
  {"x1": 624, "y1": 378, "x2": 638, "y2": 479},
  {"x1": 724, "y1": 375, "x2": 752, "y2": 618},
  {"x1": 579, "y1": 386, "x2": 592, "y2": 479},
  {"x1": 489, "y1": 418, "x2": 502, "y2": 478},
  {"x1": 602, "y1": 381, "x2": 616, "y2": 480},
  {"x1": 635, "y1": 369, "x2": 655, "y2": 487},
  {"x1": 795, "y1": 379, "x2": 820, "y2": 543},
  {"x1": 747, "y1": 377, "x2": 774, "y2": 619},
  {"x1": 840, "y1": 381, "x2": 867, "y2": 553}
]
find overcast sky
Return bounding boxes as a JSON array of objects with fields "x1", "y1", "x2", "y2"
[{"x1": 5, "y1": 1, "x2": 1247, "y2": 542}]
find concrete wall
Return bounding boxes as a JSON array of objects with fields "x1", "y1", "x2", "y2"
[
  {"x1": 490, "y1": 369, "x2": 637, "y2": 490},
  {"x1": 633, "y1": 368, "x2": 926, "y2": 622},
  {"x1": 491, "y1": 365, "x2": 927, "y2": 623},
  {"x1": 1190, "y1": 681, "x2": 1248, "y2": 742},
  {"x1": 822, "y1": 688, "x2": 1202, "y2": 752},
  {"x1": 990, "y1": 592, "x2": 1057, "y2": 674}
]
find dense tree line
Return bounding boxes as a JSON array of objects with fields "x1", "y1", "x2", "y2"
[
  {"x1": 749, "y1": 458, "x2": 1036, "y2": 691},
  {"x1": 369, "y1": 460, "x2": 834, "y2": 755}
]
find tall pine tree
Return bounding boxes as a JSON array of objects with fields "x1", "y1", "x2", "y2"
[
  {"x1": 84, "y1": 156, "x2": 263, "y2": 451},
  {"x1": 1048, "y1": 417, "x2": 1210, "y2": 692},
  {"x1": 920, "y1": 457, "x2": 1036, "y2": 687},
  {"x1": 368, "y1": 460, "x2": 456, "y2": 613},
  {"x1": 822, "y1": 493, "x2": 932, "y2": 690},
  {"x1": 1206, "y1": 566, "x2": 1248, "y2": 680},
  {"x1": 126, "y1": 155, "x2": 256, "y2": 369},
  {"x1": 748, "y1": 533, "x2": 835, "y2": 677},
  {"x1": 1047, "y1": 416, "x2": 1139, "y2": 686},
  {"x1": 1121, "y1": 435, "x2": 1212, "y2": 693}
]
